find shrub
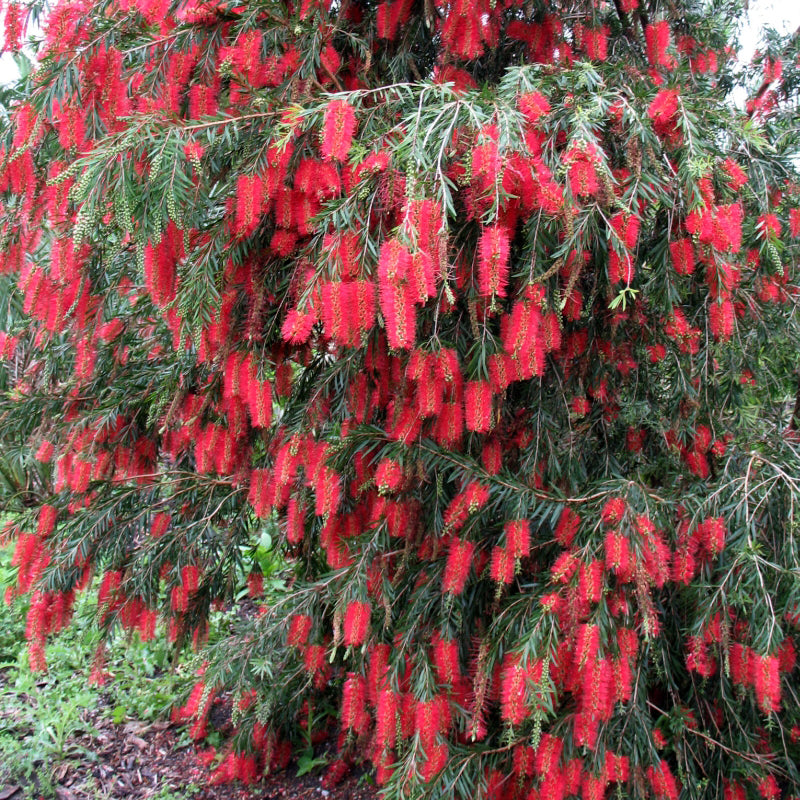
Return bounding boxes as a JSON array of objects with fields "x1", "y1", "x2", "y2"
[{"x1": 1, "y1": 0, "x2": 800, "y2": 796}]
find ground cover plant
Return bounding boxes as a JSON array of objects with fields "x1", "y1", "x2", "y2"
[{"x1": 1, "y1": 0, "x2": 800, "y2": 797}]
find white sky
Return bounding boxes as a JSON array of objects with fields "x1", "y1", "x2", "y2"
[
  {"x1": 739, "y1": 0, "x2": 800, "y2": 62},
  {"x1": 0, "y1": 2, "x2": 798, "y2": 86}
]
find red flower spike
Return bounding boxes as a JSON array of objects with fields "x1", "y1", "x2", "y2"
[
  {"x1": 287, "y1": 613, "x2": 312, "y2": 647},
  {"x1": 490, "y1": 547, "x2": 515, "y2": 584},
  {"x1": 321, "y1": 99, "x2": 357, "y2": 162},
  {"x1": 431, "y1": 633, "x2": 463, "y2": 691},
  {"x1": 518, "y1": 91, "x2": 550, "y2": 125},
  {"x1": 504, "y1": 519, "x2": 530, "y2": 558},
  {"x1": 375, "y1": 688, "x2": 398, "y2": 749},
  {"x1": 442, "y1": 538, "x2": 475, "y2": 595},
  {"x1": 343, "y1": 600, "x2": 371, "y2": 646},
  {"x1": 554, "y1": 507, "x2": 580, "y2": 546},
  {"x1": 477, "y1": 224, "x2": 511, "y2": 298},
  {"x1": 601, "y1": 496, "x2": 627, "y2": 527},
  {"x1": 646, "y1": 760, "x2": 681, "y2": 800},
  {"x1": 534, "y1": 733, "x2": 563, "y2": 776},
  {"x1": 464, "y1": 380, "x2": 493, "y2": 433},
  {"x1": 341, "y1": 672, "x2": 369, "y2": 732},
  {"x1": 499, "y1": 653, "x2": 530, "y2": 725}
]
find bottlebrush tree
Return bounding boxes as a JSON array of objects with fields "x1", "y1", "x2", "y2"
[{"x1": 1, "y1": 0, "x2": 800, "y2": 796}]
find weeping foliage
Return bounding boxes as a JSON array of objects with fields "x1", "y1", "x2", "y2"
[{"x1": 1, "y1": 0, "x2": 800, "y2": 795}]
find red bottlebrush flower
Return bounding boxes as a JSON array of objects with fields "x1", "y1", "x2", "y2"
[
  {"x1": 513, "y1": 744, "x2": 536, "y2": 778},
  {"x1": 304, "y1": 643, "x2": 327, "y2": 677},
  {"x1": 518, "y1": 91, "x2": 551, "y2": 126},
  {"x1": 471, "y1": 138, "x2": 501, "y2": 193},
  {"x1": 729, "y1": 643, "x2": 751, "y2": 686},
  {"x1": 601, "y1": 497, "x2": 627, "y2": 527},
  {"x1": 613, "y1": 655, "x2": 634, "y2": 703},
  {"x1": 490, "y1": 546, "x2": 515, "y2": 585},
  {"x1": 714, "y1": 778, "x2": 736, "y2": 800},
  {"x1": 246, "y1": 571, "x2": 264, "y2": 599},
  {"x1": 671, "y1": 540, "x2": 697, "y2": 584},
  {"x1": 711, "y1": 203, "x2": 744, "y2": 252},
  {"x1": 608, "y1": 249, "x2": 634, "y2": 285},
  {"x1": 753, "y1": 653, "x2": 781, "y2": 713},
  {"x1": 758, "y1": 213, "x2": 781, "y2": 239},
  {"x1": 709, "y1": 298, "x2": 735, "y2": 341},
  {"x1": 645, "y1": 21, "x2": 674, "y2": 69},
  {"x1": 503, "y1": 296, "x2": 542, "y2": 362},
  {"x1": 551, "y1": 550, "x2": 579, "y2": 584},
  {"x1": 286, "y1": 496, "x2": 306, "y2": 544},
  {"x1": 604, "y1": 531, "x2": 631, "y2": 580},
  {"x1": 376, "y1": 0, "x2": 414, "y2": 40},
  {"x1": 247, "y1": 377, "x2": 273, "y2": 428},
  {"x1": 777, "y1": 638, "x2": 796, "y2": 672},
  {"x1": 610, "y1": 212, "x2": 641, "y2": 251},
  {"x1": 271, "y1": 229, "x2": 299, "y2": 256},
  {"x1": 37, "y1": 504, "x2": 57, "y2": 537},
  {"x1": 387, "y1": 402, "x2": 422, "y2": 444},
  {"x1": 571, "y1": 396, "x2": 591, "y2": 416},
  {"x1": 789, "y1": 208, "x2": 800, "y2": 238},
  {"x1": 648, "y1": 89, "x2": 680, "y2": 138},
  {"x1": 234, "y1": 173, "x2": 264, "y2": 236},
  {"x1": 686, "y1": 635, "x2": 717, "y2": 677},
  {"x1": 500, "y1": 654, "x2": 530, "y2": 726},
  {"x1": 442, "y1": 537, "x2": 475, "y2": 595},
  {"x1": 694, "y1": 424, "x2": 712, "y2": 452},
  {"x1": 375, "y1": 688, "x2": 398, "y2": 749},
  {"x1": 605, "y1": 752, "x2": 630, "y2": 784},
  {"x1": 341, "y1": 672, "x2": 369, "y2": 732},
  {"x1": 287, "y1": 613, "x2": 312, "y2": 647},
  {"x1": 575, "y1": 624, "x2": 601, "y2": 672},
  {"x1": 375, "y1": 458, "x2": 403, "y2": 493},
  {"x1": 415, "y1": 695, "x2": 448, "y2": 750},
  {"x1": 343, "y1": 600, "x2": 371, "y2": 646},
  {"x1": 696, "y1": 516, "x2": 726, "y2": 557},
  {"x1": 432, "y1": 633, "x2": 462, "y2": 690},
  {"x1": 464, "y1": 380, "x2": 493, "y2": 433},
  {"x1": 722, "y1": 158, "x2": 748, "y2": 191},
  {"x1": 314, "y1": 466, "x2": 342, "y2": 517},
  {"x1": 281, "y1": 307, "x2": 317, "y2": 344},
  {"x1": 647, "y1": 760, "x2": 681, "y2": 800},
  {"x1": 579, "y1": 559, "x2": 604, "y2": 604},
  {"x1": 378, "y1": 240, "x2": 415, "y2": 349},
  {"x1": 504, "y1": 519, "x2": 530, "y2": 559},
  {"x1": 581, "y1": 773, "x2": 607, "y2": 800},
  {"x1": 758, "y1": 775, "x2": 780, "y2": 800},
  {"x1": 477, "y1": 224, "x2": 511, "y2": 298},
  {"x1": 481, "y1": 439, "x2": 503, "y2": 474},
  {"x1": 582, "y1": 25, "x2": 609, "y2": 61},
  {"x1": 321, "y1": 99, "x2": 357, "y2": 162},
  {"x1": 554, "y1": 507, "x2": 580, "y2": 547},
  {"x1": 3, "y1": 3, "x2": 26, "y2": 52},
  {"x1": 534, "y1": 733, "x2": 563, "y2": 776},
  {"x1": 408, "y1": 252, "x2": 436, "y2": 304},
  {"x1": 685, "y1": 448, "x2": 710, "y2": 479},
  {"x1": 414, "y1": 360, "x2": 444, "y2": 419},
  {"x1": 420, "y1": 741, "x2": 448, "y2": 782},
  {"x1": 566, "y1": 147, "x2": 600, "y2": 197},
  {"x1": 443, "y1": 482, "x2": 489, "y2": 530}
]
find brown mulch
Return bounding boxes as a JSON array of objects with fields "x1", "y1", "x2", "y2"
[{"x1": 0, "y1": 703, "x2": 378, "y2": 800}]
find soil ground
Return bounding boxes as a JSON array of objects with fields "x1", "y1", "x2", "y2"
[{"x1": 0, "y1": 696, "x2": 378, "y2": 800}]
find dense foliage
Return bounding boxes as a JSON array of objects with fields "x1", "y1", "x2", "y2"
[{"x1": 1, "y1": 0, "x2": 800, "y2": 796}]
